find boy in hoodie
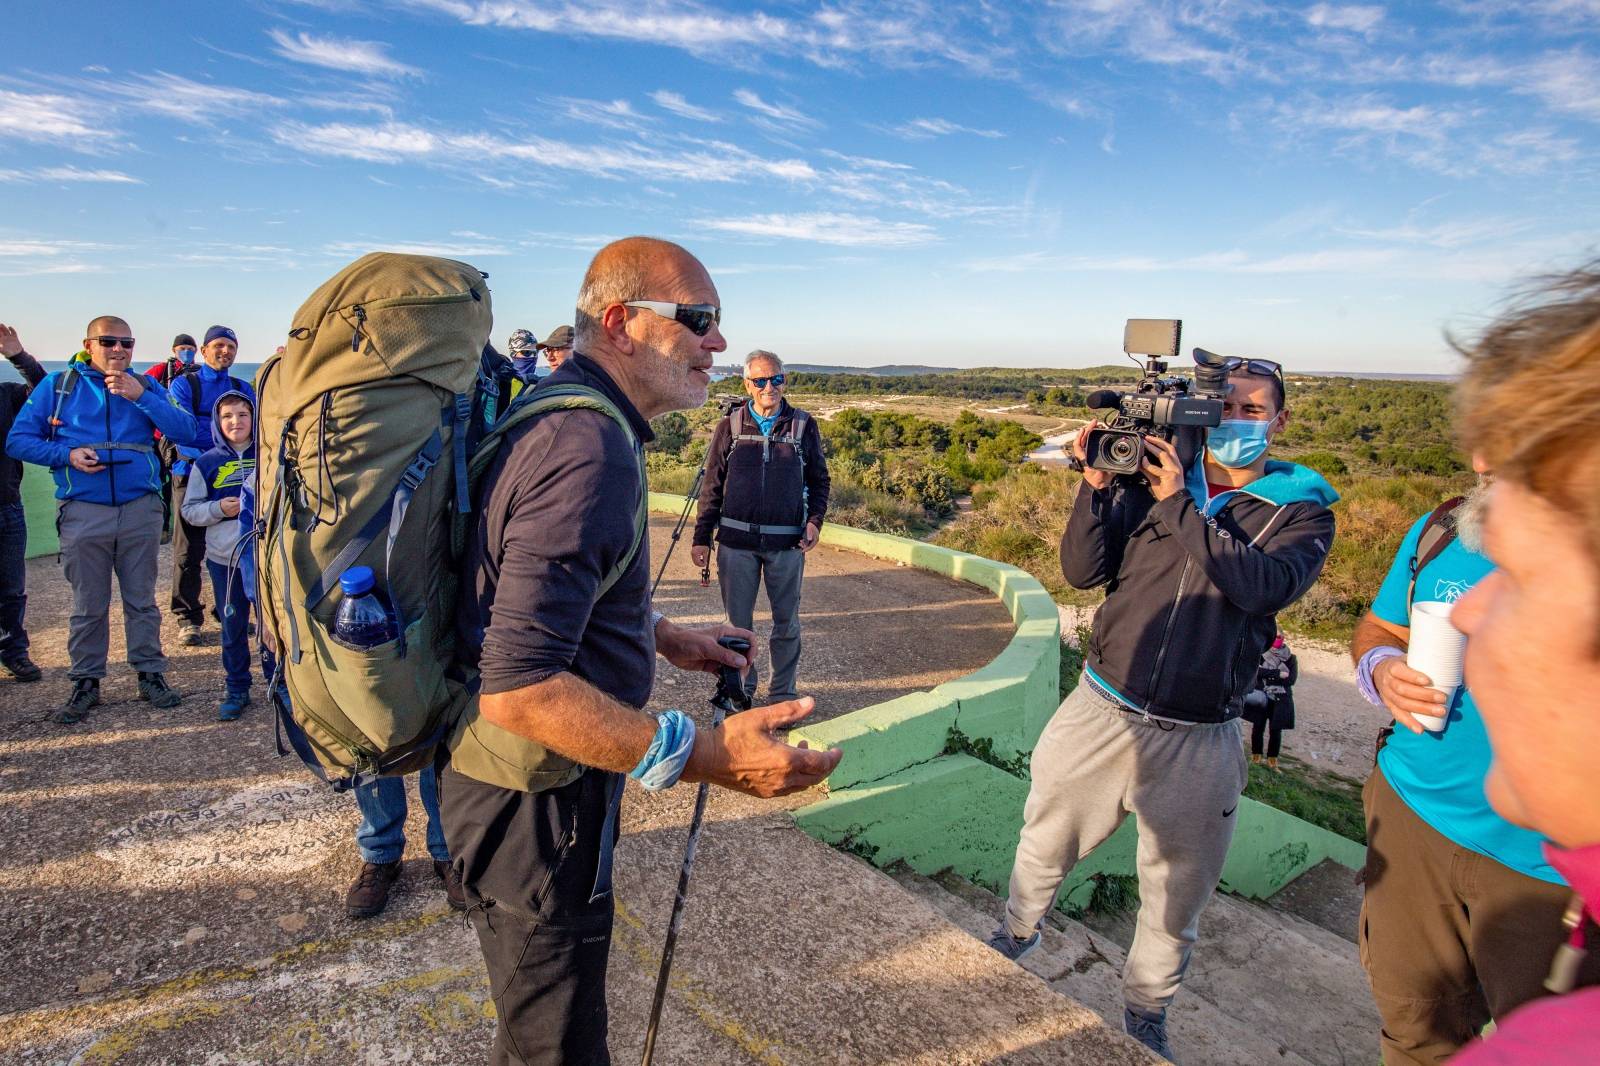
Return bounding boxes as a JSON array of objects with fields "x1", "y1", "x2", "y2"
[
  {"x1": 989, "y1": 357, "x2": 1337, "y2": 1062},
  {"x1": 180, "y1": 391, "x2": 256, "y2": 721},
  {"x1": 1443, "y1": 259, "x2": 1600, "y2": 1066},
  {"x1": 167, "y1": 325, "x2": 254, "y2": 646},
  {"x1": 5, "y1": 316, "x2": 198, "y2": 722}
]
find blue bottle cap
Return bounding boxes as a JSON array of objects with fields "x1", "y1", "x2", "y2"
[{"x1": 340, "y1": 565, "x2": 375, "y2": 596}]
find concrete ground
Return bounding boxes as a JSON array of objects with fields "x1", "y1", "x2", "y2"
[{"x1": 0, "y1": 518, "x2": 1158, "y2": 1064}]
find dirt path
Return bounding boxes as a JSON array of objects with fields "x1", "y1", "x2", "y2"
[
  {"x1": 1058, "y1": 604, "x2": 1376, "y2": 782},
  {"x1": 0, "y1": 516, "x2": 1014, "y2": 1057}
]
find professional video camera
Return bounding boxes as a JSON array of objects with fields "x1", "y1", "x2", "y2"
[{"x1": 1082, "y1": 319, "x2": 1229, "y2": 476}]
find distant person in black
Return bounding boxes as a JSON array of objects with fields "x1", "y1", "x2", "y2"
[
  {"x1": 1244, "y1": 634, "x2": 1297, "y2": 771},
  {"x1": 438, "y1": 236, "x2": 841, "y2": 1066},
  {"x1": 0, "y1": 323, "x2": 45, "y2": 682}
]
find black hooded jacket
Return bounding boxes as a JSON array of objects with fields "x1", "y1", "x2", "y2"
[{"x1": 1064, "y1": 459, "x2": 1337, "y2": 724}]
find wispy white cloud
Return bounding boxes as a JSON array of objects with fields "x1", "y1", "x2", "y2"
[
  {"x1": 733, "y1": 88, "x2": 820, "y2": 131},
  {"x1": 703, "y1": 211, "x2": 936, "y2": 246},
  {"x1": 885, "y1": 117, "x2": 1004, "y2": 140},
  {"x1": 548, "y1": 96, "x2": 654, "y2": 130},
  {"x1": 1336, "y1": 216, "x2": 1535, "y2": 248},
  {"x1": 404, "y1": 0, "x2": 1014, "y2": 74},
  {"x1": 1304, "y1": 4, "x2": 1386, "y2": 35},
  {"x1": 97, "y1": 73, "x2": 286, "y2": 123},
  {"x1": 325, "y1": 239, "x2": 513, "y2": 257},
  {"x1": 268, "y1": 28, "x2": 422, "y2": 78},
  {"x1": 650, "y1": 90, "x2": 721, "y2": 122},
  {"x1": 271, "y1": 119, "x2": 819, "y2": 184},
  {"x1": 0, "y1": 165, "x2": 142, "y2": 184},
  {"x1": 0, "y1": 90, "x2": 110, "y2": 144}
]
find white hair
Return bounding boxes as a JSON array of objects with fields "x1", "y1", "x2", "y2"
[{"x1": 743, "y1": 349, "x2": 782, "y2": 375}]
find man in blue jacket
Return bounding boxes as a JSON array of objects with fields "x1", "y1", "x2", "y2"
[
  {"x1": 167, "y1": 325, "x2": 254, "y2": 646},
  {"x1": 6, "y1": 315, "x2": 198, "y2": 722}
]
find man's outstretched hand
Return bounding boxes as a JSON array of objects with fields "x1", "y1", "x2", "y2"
[{"x1": 685, "y1": 696, "x2": 842, "y2": 798}]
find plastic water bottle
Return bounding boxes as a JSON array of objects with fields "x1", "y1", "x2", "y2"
[{"x1": 333, "y1": 565, "x2": 398, "y2": 649}]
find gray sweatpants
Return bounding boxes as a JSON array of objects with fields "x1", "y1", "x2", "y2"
[
  {"x1": 716, "y1": 543, "x2": 804, "y2": 702},
  {"x1": 59, "y1": 494, "x2": 167, "y2": 679},
  {"x1": 1004, "y1": 677, "x2": 1248, "y2": 1014}
]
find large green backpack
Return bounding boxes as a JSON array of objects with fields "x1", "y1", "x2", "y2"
[{"x1": 256, "y1": 252, "x2": 646, "y2": 791}]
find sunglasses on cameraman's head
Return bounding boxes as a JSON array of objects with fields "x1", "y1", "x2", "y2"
[
  {"x1": 622, "y1": 301, "x2": 721, "y2": 337},
  {"x1": 92, "y1": 336, "x2": 136, "y2": 350},
  {"x1": 746, "y1": 373, "x2": 785, "y2": 389},
  {"x1": 1221, "y1": 356, "x2": 1283, "y2": 381}
]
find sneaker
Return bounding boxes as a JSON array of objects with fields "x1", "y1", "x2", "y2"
[
  {"x1": 1123, "y1": 1006, "x2": 1175, "y2": 1062},
  {"x1": 138, "y1": 671, "x2": 183, "y2": 709},
  {"x1": 217, "y1": 690, "x2": 250, "y2": 722},
  {"x1": 52, "y1": 678, "x2": 99, "y2": 724},
  {"x1": 177, "y1": 624, "x2": 204, "y2": 647},
  {"x1": 986, "y1": 924, "x2": 1042, "y2": 962},
  {"x1": 2, "y1": 656, "x2": 42, "y2": 683},
  {"x1": 345, "y1": 860, "x2": 402, "y2": 919},
  {"x1": 433, "y1": 859, "x2": 467, "y2": 912}
]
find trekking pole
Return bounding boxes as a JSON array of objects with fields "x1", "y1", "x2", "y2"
[
  {"x1": 641, "y1": 636, "x2": 752, "y2": 1066},
  {"x1": 650, "y1": 457, "x2": 708, "y2": 598},
  {"x1": 650, "y1": 395, "x2": 742, "y2": 598}
]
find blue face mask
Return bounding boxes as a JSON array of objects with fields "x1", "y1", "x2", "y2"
[
  {"x1": 176, "y1": 348, "x2": 196, "y2": 364},
  {"x1": 1207, "y1": 418, "x2": 1274, "y2": 468}
]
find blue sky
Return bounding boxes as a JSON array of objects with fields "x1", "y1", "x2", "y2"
[{"x1": 2, "y1": 1, "x2": 1598, "y2": 374}]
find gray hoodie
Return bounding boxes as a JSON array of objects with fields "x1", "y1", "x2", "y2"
[{"x1": 179, "y1": 389, "x2": 256, "y2": 566}]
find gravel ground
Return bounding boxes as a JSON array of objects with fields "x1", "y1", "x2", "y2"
[{"x1": 0, "y1": 515, "x2": 1014, "y2": 1055}]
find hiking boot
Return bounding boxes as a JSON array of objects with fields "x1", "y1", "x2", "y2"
[
  {"x1": 1266, "y1": 757, "x2": 1281, "y2": 773},
  {"x1": 1123, "y1": 1006, "x2": 1175, "y2": 1062},
  {"x1": 2, "y1": 655, "x2": 41, "y2": 683},
  {"x1": 1250, "y1": 753, "x2": 1263, "y2": 766},
  {"x1": 217, "y1": 690, "x2": 250, "y2": 722},
  {"x1": 345, "y1": 860, "x2": 402, "y2": 919},
  {"x1": 177, "y1": 624, "x2": 204, "y2": 646},
  {"x1": 52, "y1": 678, "x2": 99, "y2": 724},
  {"x1": 138, "y1": 671, "x2": 183, "y2": 708},
  {"x1": 433, "y1": 859, "x2": 467, "y2": 912},
  {"x1": 986, "y1": 924, "x2": 1042, "y2": 963}
]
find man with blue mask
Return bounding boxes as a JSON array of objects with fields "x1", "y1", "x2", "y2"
[
  {"x1": 989, "y1": 357, "x2": 1336, "y2": 1062},
  {"x1": 168, "y1": 326, "x2": 254, "y2": 646}
]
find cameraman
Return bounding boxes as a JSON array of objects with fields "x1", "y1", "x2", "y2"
[{"x1": 990, "y1": 359, "x2": 1336, "y2": 1061}]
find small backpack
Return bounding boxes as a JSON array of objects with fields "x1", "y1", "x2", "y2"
[{"x1": 1405, "y1": 495, "x2": 1466, "y2": 612}]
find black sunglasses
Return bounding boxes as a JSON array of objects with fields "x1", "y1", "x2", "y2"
[
  {"x1": 1222, "y1": 356, "x2": 1283, "y2": 380},
  {"x1": 622, "y1": 301, "x2": 721, "y2": 337},
  {"x1": 747, "y1": 374, "x2": 786, "y2": 389},
  {"x1": 92, "y1": 336, "x2": 136, "y2": 350}
]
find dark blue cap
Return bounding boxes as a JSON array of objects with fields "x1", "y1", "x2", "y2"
[
  {"x1": 340, "y1": 565, "x2": 375, "y2": 596},
  {"x1": 204, "y1": 324, "x2": 238, "y2": 346}
]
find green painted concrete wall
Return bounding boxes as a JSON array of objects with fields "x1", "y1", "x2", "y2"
[
  {"x1": 795, "y1": 754, "x2": 1367, "y2": 904},
  {"x1": 678, "y1": 496, "x2": 1371, "y2": 904}
]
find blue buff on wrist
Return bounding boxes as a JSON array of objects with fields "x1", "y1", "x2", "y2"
[{"x1": 629, "y1": 709, "x2": 697, "y2": 791}]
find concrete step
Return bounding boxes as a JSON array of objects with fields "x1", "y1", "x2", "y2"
[
  {"x1": 887, "y1": 864, "x2": 1318, "y2": 1066},
  {"x1": 1073, "y1": 880, "x2": 1379, "y2": 1066},
  {"x1": 1263, "y1": 858, "x2": 1362, "y2": 945}
]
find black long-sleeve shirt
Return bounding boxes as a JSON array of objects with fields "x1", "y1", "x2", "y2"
[{"x1": 0, "y1": 350, "x2": 47, "y2": 507}]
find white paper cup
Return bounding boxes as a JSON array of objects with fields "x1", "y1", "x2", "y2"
[{"x1": 1408, "y1": 600, "x2": 1465, "y2": 726}]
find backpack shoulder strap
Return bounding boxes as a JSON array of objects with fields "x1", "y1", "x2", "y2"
[
  {"x1": 1407, "y1": 495, "x2": 1467, "y2": 612},
  {"x1": 466, "y1": 385, "x2": 647, "y2": 597},
  {"x1": 47, "y1": 367, "x2": 80, "y2": 441}
]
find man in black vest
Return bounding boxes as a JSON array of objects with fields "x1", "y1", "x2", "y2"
[{"x1": 691, "y1": 350, "x2": 830, "y2": 709}]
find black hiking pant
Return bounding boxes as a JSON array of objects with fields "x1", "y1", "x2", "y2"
[
  {"x1": 168, "y1": 474, "x2": 207, "y2": 626},
  {"x1": 439, "y1": 764, "x2": 616, "y2": 1066}
]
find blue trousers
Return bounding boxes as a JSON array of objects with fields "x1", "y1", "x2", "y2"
[
  {"x1": 0, "y1": 503, "x2": 29, "y2": 661},
  {"x1": 354, "y1": 765, "x2": 450, "y2": 865},
  {"x1": 205, "y1": 559, "x2": 253, "y2": 694}
]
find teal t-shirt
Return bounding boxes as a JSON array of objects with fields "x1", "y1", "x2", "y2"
[
  {"x1": 1372, "y1": 513, "x2": 1560, "y2": 884},
  {"x1": 748, "y1": 400, "x2": 778, "y2": 436}
]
